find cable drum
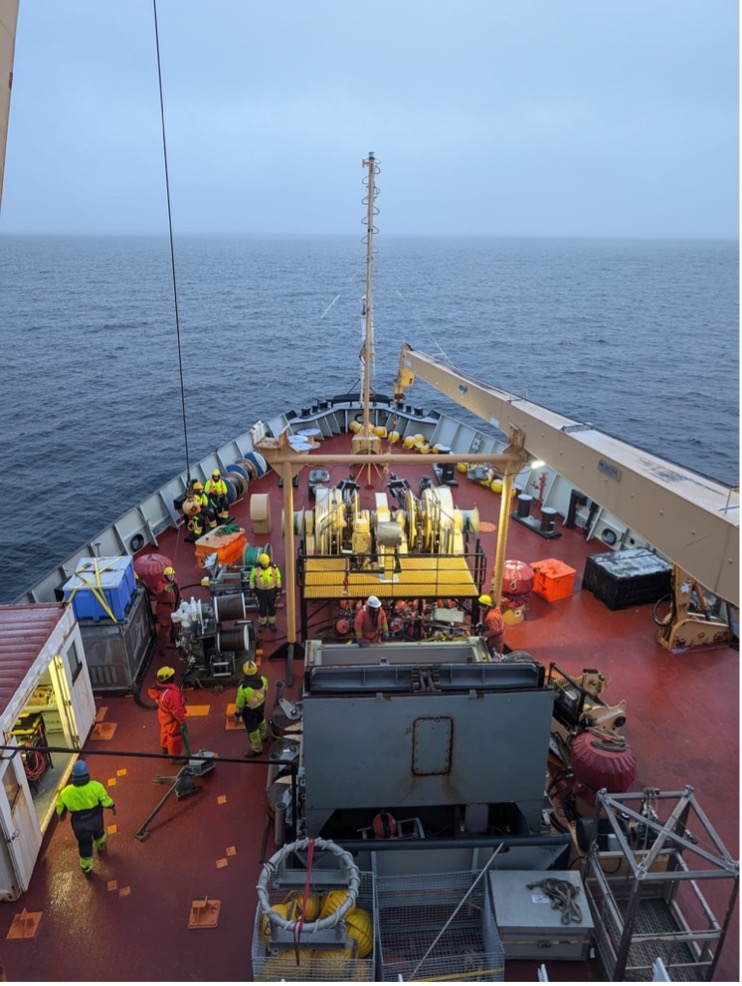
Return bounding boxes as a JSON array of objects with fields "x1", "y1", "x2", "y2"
[
  {"x1": 217, "y1": 626, "x2": 250, "y2": 653},
  {"x1": 236, "y1": 458, "x2": 258, "y2": 484},
  {"x1": 226, "y1": 472, "x2": 248, "y2": 499},
  {"x1": 244, "y1": 451, "x2": 268, "y2": 477},
  {"x1": 244, "y1": 544, "x2": 272, "y2": 567},
  {"x1": 223, "y1": 476, "x2": 238, "y2": 504},
  {"x1": 227, "y1": 463, "x2": 249, "y2": 481},
  {"x1": 213, "y1": 593, "x2": 246, "y2": 623}
]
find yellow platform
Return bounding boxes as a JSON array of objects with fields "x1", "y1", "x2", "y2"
[{"x1": 302, "y1": 555, "x2": 478, "y2": 600}]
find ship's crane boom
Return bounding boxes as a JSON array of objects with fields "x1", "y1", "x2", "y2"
[{"x1": 395, "y1": 344, "x2": 739, "y2": 606}]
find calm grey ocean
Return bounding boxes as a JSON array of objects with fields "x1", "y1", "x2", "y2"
[{"x1": 0, "y1": 234, "x2": 738, "y2": 603}]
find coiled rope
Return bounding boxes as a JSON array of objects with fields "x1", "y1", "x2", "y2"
[{"x1": 526, "y1": 878, "x2": 583, "y2": 925}]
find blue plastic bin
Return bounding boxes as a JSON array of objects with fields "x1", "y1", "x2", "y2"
[{"x1": 63, "y1": 556, "x2": 136, "y2": 621}]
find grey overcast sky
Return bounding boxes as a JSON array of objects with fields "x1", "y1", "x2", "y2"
[{"x1": 1, "y1": 0, "x2": 739, "y2": 238}]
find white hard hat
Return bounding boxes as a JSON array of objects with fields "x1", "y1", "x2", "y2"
[{"x1": 367, "y1": 595, "x2": 381, "y2": 608}]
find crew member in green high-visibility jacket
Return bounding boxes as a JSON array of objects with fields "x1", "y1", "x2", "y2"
[
  {"x1": 249, "y1": 553, "x2": 282, "y2": 631},
  {"x1": 234, "y1": 660, "x2": 269, "y2": 757},
  {"x1": 56, "y1": 760, "x2": 116, "y2": 877}
]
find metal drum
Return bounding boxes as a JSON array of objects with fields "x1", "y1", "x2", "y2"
[
  {"x1": 217, "y1": 625, "x2": 250, "y2": 653},
  {"x1": 213, "y1": 593, "x2": 246, "y2": 623}
]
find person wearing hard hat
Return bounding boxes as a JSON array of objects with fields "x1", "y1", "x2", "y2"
[
  {"x1": 56, "y1": 760, "x2": 116, "y2": 877},
  {"x1": 204, "y1": 469, "x2": 231, "y2": 525},
  {"x1": 234, "y1": 660, "x2": 269, "y2": 757},
  {"x1": 477, "y1": 594, "x2": 505, "y2": 656},
  {"x1": 249, "y1": 553, "x2": 282, "y2": 632},
  {"x1": 147, "y1": 666, "x2": 190, "y2": 761},
  {"x1": 354, "y1": 596, "x2": 389, "y2": 646},
  {"x1": 155, "y1": 565, "x2": 181, "y2": 650},
  {"x1": 184, "y1": 481, "x2": 215, "y2": 542}
]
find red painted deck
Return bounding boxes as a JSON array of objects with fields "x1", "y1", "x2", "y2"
[{"x1": 0, "y1": 432, "x2": 737, "y2": 982}]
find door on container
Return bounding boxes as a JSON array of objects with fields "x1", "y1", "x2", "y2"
[
  {"x1": 0, "y1": 742, "x2": 42, "y2": 898},
  {"x1": 52, "y1": 642, "x2": 95, "y2": 745}
]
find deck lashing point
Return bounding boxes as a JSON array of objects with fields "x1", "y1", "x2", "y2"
[{"x1": 188, "y1": 898, "x2": 221, "y2": 929}]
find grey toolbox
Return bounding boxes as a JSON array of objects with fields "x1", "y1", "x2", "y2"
[{"x1": 484, "y1": 869, "x2": 594, "y2": 961}]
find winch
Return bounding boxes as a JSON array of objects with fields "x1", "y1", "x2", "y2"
[{"x1": 170, "y1": 594, "x2": 255, "y2": 686}]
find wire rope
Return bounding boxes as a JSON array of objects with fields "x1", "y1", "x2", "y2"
[{"x1": 152, "y1": 0, "x2": 192, "y2": 482}]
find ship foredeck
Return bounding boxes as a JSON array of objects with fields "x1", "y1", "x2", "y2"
[{"x1": 0, "y1": 430, "x2": 737, "y2": 983}]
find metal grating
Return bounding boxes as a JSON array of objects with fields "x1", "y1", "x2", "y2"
[
  {"x1": 302, "y1": 554, "x2": 479, "y2": 599},
  {"x1": 592, "y1": 895, "x2": 705, "y2": 982},
  {"x1": 251, "y1": 871, "x2": 375, "y2": 982},
  {"x1": 376, "y1": 871, "x2": 505, "y2": 982}
]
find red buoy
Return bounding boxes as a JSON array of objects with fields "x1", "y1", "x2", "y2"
[{"x1": 570, "y1": 730, "x2": 637, "y2": 805}]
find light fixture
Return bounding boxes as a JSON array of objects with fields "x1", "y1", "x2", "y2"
[{"x1": 529, "y1": 458, "x2": 545, "y2": 469}]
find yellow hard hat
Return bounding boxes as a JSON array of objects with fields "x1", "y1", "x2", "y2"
[
  {"x1": 193, "y1": 481, "x2": 203, "y2": 491},
  {"x1": 259, "y1": 553, "x2": 270, "y2": 566},
  {"x1": 156, "y1": 666, "x2": 175, "y2": 681},
  {"x1": 163, "y1": 566, "x2": 175, "y2": 577},
  {"x1": 478, "y1": 594, "x2": 492, "y2": 606},
  {"x1": 242, "y1": 660, "x2": 258, "y2": 676},
  {"x1": 212, "y1": 469, "x2": 221, "y2": 479}
]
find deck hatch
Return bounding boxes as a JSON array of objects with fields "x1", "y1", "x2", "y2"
[{"x1": 412, "y1": 716, "x2": 452, "y2": 774}]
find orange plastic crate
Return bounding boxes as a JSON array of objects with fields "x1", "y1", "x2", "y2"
[
  {"x1": 530, "y1": 558, "x2": 576, "y2": 602},
  {"x1": 195, "y1": 528, "x2": 247, "y2": 568}
]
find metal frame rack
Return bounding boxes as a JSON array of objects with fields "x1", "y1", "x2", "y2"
[{"x1": 581, "y1": 787, "x2": 739, "y2": 982}]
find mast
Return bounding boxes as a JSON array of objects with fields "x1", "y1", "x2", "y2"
[
  {"x1": 0, "y1": 0, "x2": 19, "y2": 212},
  {"x1": 352, "y1": 152, "x2": 381, "y2": 457}
]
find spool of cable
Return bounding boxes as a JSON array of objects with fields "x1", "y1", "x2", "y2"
[
  {"x1": 223, "y1": 476, "x2": 238, "y2": 504},
  {"x1": 213, "y1": 593, "x2": 246, "y2": 623},
  {"x1": 236, "y1": 458, "x2": 258, "y2": 484},
  {"x1": 217, "y1": 625, "x2": 250, "y2": 652},
  {"x1": 250, "y1": 493, "x2": 271, "y2": 533},
  {"x1": 244, "y1": 451, "x2": 267, "y2": 477}
]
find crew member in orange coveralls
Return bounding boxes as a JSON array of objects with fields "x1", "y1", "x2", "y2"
[
  {"x1": 477, "y1": 594, "x2": 505, "y2": 656},
  {"x1": 354, "y1": 596, "x2": 389, "y2": 646},
  {"x1": 148, "y1": 666, "x2": 190, "y2": 761},
  {"x1": 154, "y1": 566, "x2": 181, "y2": 650}
]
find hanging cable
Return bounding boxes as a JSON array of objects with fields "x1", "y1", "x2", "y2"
[{"x1": 152, "y1": 0, "x2": 192, "y2": 482}]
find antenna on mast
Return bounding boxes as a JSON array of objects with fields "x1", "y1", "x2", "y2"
[{"x1": 353, "y1": 151, "x2": 382, "y2": 458}]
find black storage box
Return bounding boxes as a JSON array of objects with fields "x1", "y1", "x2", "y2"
[{"x1": 582, "y1": 548, "x2": 672, "y2": 610}]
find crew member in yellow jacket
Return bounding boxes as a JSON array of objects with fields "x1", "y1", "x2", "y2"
[
  {"x1": 234, "y1": 660, "x2": 269, "y2": 757},
  {"x1": 249, "y1": 553, "x2": 282, "y2": 630}
]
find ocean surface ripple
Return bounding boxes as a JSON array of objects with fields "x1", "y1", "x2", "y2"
[{"x1": 0, "y1": 234, "x2": 738, "y2": 602}]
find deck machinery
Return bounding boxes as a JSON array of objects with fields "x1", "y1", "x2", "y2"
[{"x1": 295, "y1": 638, "x2": 559, "y2": 861}]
